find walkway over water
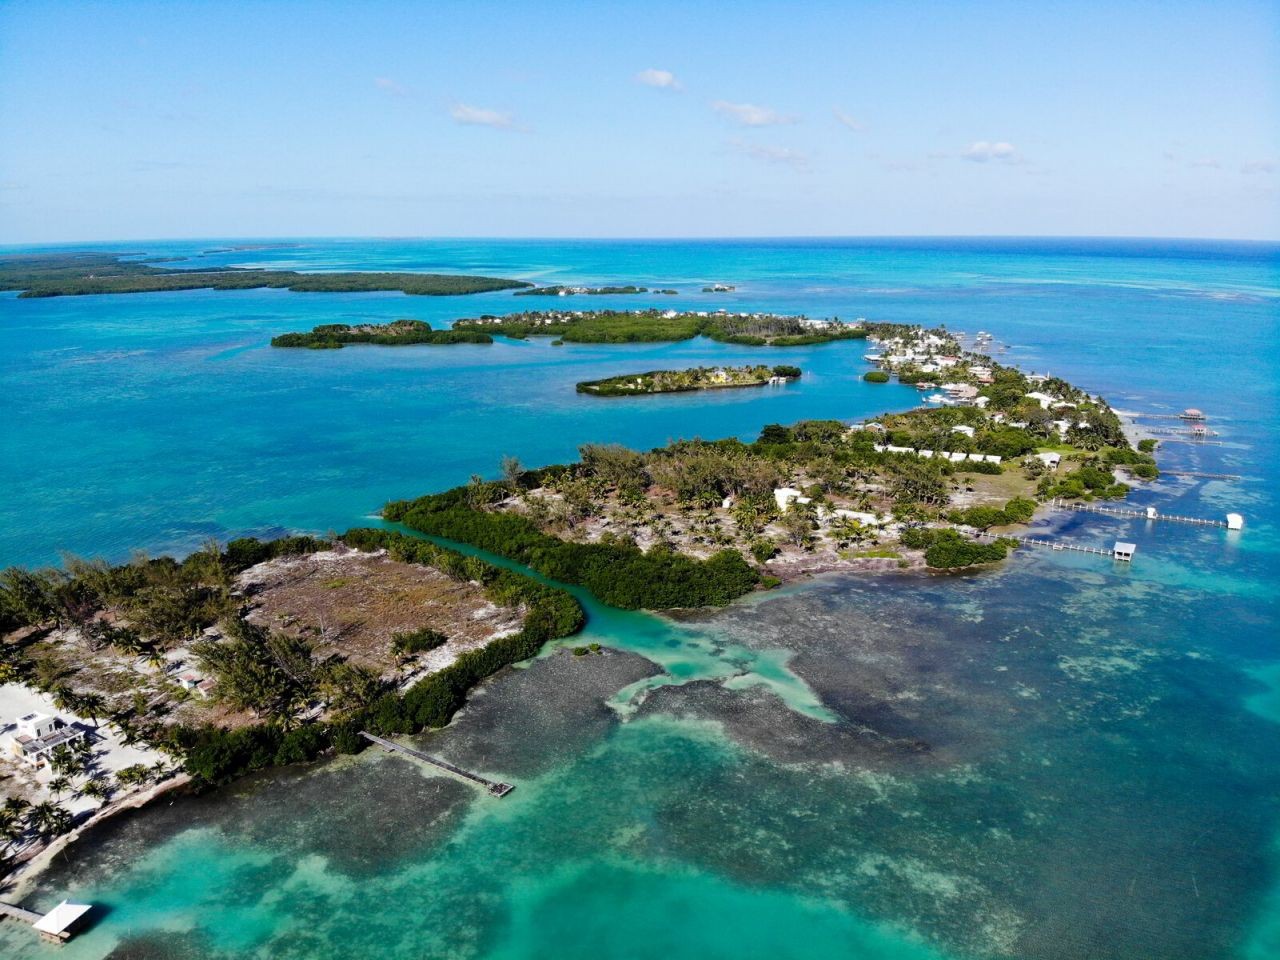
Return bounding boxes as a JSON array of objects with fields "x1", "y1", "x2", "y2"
[
  {"x1": 1049, "y1": 498, "x2": 1236, "y2": 528},
  {"x1": 1161, "y1": 470, "x2": 1241, "y2": 481},
  {"x1": 0, "y1": 903, "x2": 42, "y2": 925},
  {"x1": 359, "y1": 732, "x2": 515, "y2": 797},
  {"x1": 974, "y1": 531, "x2": 1118, "y2": 557}
]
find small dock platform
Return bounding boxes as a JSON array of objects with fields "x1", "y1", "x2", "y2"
[
  {"x1": 359, "y1": 732, "x2": 514, "y2": 797},
  {"x1": 2, "y1": 899, "x2": 94, "y2": 943}
]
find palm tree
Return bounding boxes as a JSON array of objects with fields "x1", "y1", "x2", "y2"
[
  {"x1": 27, "y1": 801, "x2": 62, "y2": 837},
  {"x1": 77, "y1": 692, "x2": 106, "y2": 727},
  {"x1": 48, "y1": 776, "x2": 71, "y2": 801},
  {"x1": 80, "y1": 778, "x2": 112, "y2": 806},
  {"x1": 50, "y1": 685, "x2": 79, "y2": 715}
]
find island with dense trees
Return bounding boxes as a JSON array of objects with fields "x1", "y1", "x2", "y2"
[
  {"x1": 270, "y1": 319, "x2": 493, "y2": 349},
  {"x1": 577, "y1": 364, "x2": 802, "y2": 396},
  {"x1": 0, "y1": 252, "x2": 532, "y2": 299},
  {"x1": 0, "y1": 529, "x2": 583, "y2": 879},
  {"x1": 454, "y1": 308, "x2": 870, "y2": 346}
]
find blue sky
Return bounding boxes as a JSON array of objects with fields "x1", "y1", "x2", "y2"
[{"x1": 0, "y1": 0, "x2": 1276, "y2": 242}]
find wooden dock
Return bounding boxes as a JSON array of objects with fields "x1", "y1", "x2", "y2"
[
  {"x1": 1161, "y1": 470, "x2": 1241, "y2": 481},
  {"x1": 1151, "y1": 437, "x2": 1225, "y2": 446},
  {"x1": 359, "y1": 732, "x2": 514, "y2": 797},
  {"x1": 1146, "y1": 427, "x2": 1220, "y2": 438},
  {"x1": 0, "y1": 902, "x2": 43, "y2": 925},
  {"x1": 974, "y1": 532, "x2": 1117, "y2": 557},
  {"x1": 1050, "y1": 499, "x2": 1230, "y2": 528}
]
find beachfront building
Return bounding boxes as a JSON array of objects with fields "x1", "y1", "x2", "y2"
[{"x1": 4, "y1": 712, "x2": 87, "y2": 769}]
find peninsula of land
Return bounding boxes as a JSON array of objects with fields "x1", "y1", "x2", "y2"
[
  {"x1": 577, "y1": 364, "x2": 801, "y2": 396},
  {"x1": 453, "y1": 308, "x2": 869, "y2": 345},
  {"x1": 0, "y1": 252, "x2": 532, "y2": 299}
]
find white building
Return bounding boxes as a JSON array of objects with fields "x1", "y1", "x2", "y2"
[
  {"x1": 773, "y1": 488, "x2": 811, "y2": 512},
  {"x1": 4, "y1": 712, "x2": 87, "y2": 769},
  {"x1": 951, "y1": 425, "x2": 975, "y2": 438},
  {"x1": 1035, "y1": 452, "x2": 1062, "y2": 470}
]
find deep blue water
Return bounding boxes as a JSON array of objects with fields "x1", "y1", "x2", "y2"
[{"x1": 1, "y1": 237, "x2": 1277, "y2": 959}]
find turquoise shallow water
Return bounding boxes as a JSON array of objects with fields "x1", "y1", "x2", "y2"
[{"x1": 1, "y1": 238, "x2": 1278, "y2": 959}]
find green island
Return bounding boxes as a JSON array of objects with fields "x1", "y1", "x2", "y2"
[
  {"x1": 270, "y1": 319, "x2": 493, "y2": 349},
  {"x1": 0, "y1": 252, "x2": 532, "y2": 299},
  {"x1": 387, "y1": 323, "x2": 1156, "y2": 602},
  {"x1": 577, "y1": 364, "x2": 802, "y2": 396},
  {"x1": 453, "y1": 308, "x2": 870, "y2": 346},
  {"x1": 0, "y1": 527, "x2": 583, "y2": 828},
  {"x1": 515, "y1": 284, "x2": 674, "y2": 296}
]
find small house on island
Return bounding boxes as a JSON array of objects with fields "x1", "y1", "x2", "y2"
[
  {"x1": 1035, "y1": 452, "x2": 1062, "y2": 470},
  {"x1": 1113, "y1": 542, "x2": 1136, "y2": 562}
]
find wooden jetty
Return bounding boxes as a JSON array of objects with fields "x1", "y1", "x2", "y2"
[
  {"x1": 1161, "y1": 470, "x2": 1241, "y2": 481},
  {"x1": 973, "y1": 531, "x2": 1125, "y2": 558},
  {"x1": 1153, "y1": 437, "x2": 1225, "y2": 446},
  {"x1": 1146, "y1": 427, "x2": 1220, "y2": 438},
  {"x1": 1049, "y1": 498, "x2": 1240, "y2": 529},
  {"x1": 359, "y1": 732, "x2": 514, "y2": 797},
  {"x1": 0, "y1": 902, "x2": 43, "y2": 925}
]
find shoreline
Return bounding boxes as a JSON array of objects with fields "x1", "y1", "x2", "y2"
[{"x1": 4, "y1": 773, "x2": 193, "y2": 902}]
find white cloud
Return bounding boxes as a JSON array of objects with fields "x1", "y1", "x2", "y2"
[
  {"x1": 636, "y1": 68, "x2": 681, "y2": 90},
  {"x1": 961, "y1": 141, "x2": 1018, "y2": 163},
  {"x1": 450, "y1": 104, "x2": 519, "y2": 131},
  {"x1": 729, "y1": 139, "x2": 808, "y2": 169},
  {"x1": 1242, "y1": 159, "x2": 1276, "y2": 175},
  {"x1": 833, "y1": 108, "x2": 864, "y2": 132},
  {"x1": 1188, "y1": 158, "x2": 1222, "y2": 169},
  {"x1": 374, "y1": 77, "x2": 406, "y2": 96},
  {"x1": 711, "y1": 100, "x2": 796, "y2": 127}
]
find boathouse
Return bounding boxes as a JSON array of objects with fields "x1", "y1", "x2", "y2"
[
  {"x1": 1113, "y1": 542, "x2": 1136, "y2": 562},
  {"x1": 32, "y1": 901, "x2": 93, "y2": 943}
]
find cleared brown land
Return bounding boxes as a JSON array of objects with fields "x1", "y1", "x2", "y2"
[{"x1": 236, "y1": 549, "x2": 524, "y2": 676}]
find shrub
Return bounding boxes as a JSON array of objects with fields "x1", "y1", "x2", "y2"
[
  {"x1": 1138, "y1": 438, "x2": 1158, "y2": 453},
  {"x1": 392, "y1": 627, "x2": 449, "y2": 657},
  {"x1": 864, "y1": 371, "x2": 890, "y2": 383}
]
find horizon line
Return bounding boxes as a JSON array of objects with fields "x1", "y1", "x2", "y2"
[{"x1": 3, "y1": 232, "x2": 1278, "y2": 249}]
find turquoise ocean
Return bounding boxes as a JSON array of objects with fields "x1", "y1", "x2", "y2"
[{"x1": 0, "y1": 237, "x2": 1277, "y2": 959}]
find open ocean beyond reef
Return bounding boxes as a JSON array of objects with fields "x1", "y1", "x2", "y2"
[{"x1": 1, "y1": 236, "x2": 1278, "y2": 960}]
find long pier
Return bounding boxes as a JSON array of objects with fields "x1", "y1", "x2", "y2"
[
  {"x1": 359, "y1": 732, "x2": 514, "y2": 797},
  {"x1": 973, "y1": 532, "x2": 1117, "y2": 557},
  {"x1": 1049, "y1": 499, "x2": 1234, "y2": 528},
  {"x1": 1161, "y1": 470, "x2": 1241, "y2": 481},
  {"x1": 1146, "y1": 427, "x2": 1219, "y2": 438},
  {"x1": 1151, "y1": 437, "x2": 1225, "y2": 446}
]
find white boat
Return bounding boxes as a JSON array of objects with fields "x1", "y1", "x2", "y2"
[
  {"x1": 863, "y1": 353, "x2": 882, "y2": 362},
  {"x1": 925, "y1": 393, "x2": 946, "y2": 404}
]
